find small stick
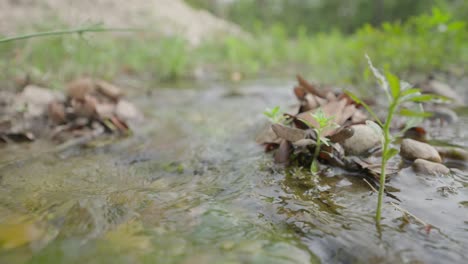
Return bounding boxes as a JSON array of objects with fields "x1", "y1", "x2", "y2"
[
  {"x1": 0, "y1": 26, "x2": 141, "y2": 44},
  {"x1": 363, "y1": 178, "x2": 378, "y2": 192},
  {"x1": 389, "y1": 202, "x2": 428, "y2": 227}
]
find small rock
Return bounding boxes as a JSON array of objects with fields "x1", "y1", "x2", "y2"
[
  {"x1": 115, "y1": 100, "x2": 143, "y2": 123},
  {"x1": 436, "y1": 147, "x2": 468, "y2": 162},
  {"x1": 412, "y1": 159, "x2": 450, "y2": 175},
  {"x1": 95, "y1": 80, "x2": 123, "y2": 101},
  {"x1": 341, "y1": 124, "x2": 382, "y2": 156},
  {"x1": 20, "y1": 85, "x2": 56, "y2": 105},
  {"x1": 67, "y1": 78, "x2": 95, "y2": 100},
  {"x1": 400, "y1": 138, "x2": 442, "y2": 163},
  {"x1": 15, "y1": 85, "x2": 62, "y2": 117}
]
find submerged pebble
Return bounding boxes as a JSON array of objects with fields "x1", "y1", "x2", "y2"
[
  {"x1": 400, "y1": 138, "x2": 442, "y2": 163},
  {"x1": 412, "y1": 159, "x2": 450, "y2": 176}
]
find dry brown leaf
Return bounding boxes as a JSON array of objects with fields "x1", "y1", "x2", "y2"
[
  {"x1": 66, "y1": 78, "x2": 95, "y2": 100},
  {"x1": 274, "y1": 139, "x2": 291, "y2": 164},
  {"x1": 296, "y1": 75, "x2": 327, "y2": 98},
  {"x1": 271, "y1": 124, "x2": 306, "y2": 142},
  {"x1": 293, "y1": 86, "x2": 306, "y2": 100},
  {"x1": 47, "y1": 101, "x2": 66, "y2": 124}
]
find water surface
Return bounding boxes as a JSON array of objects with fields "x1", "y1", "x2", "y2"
[{"x1": 0, "y1": 80, "x2": 467, "y2": 263}]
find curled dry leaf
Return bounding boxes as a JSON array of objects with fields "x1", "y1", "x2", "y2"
[
  {"x1": 255, "y1": 124, "x2": 282, "y2": 145},
  {"x1": 296, "y1": 75, "x2": 327, "y2": 98},
  {"x1": 271, "y1": 123, "x2": 306, "y2": 142},
  {"x1": 274, "y1": 139, "x2": 292, "y2": 164},
  {"x1": 328, "y1": 126, "x2": 354, "y2": 143},
  {"x1": 293, "y1": 86, "x2": 306, "y2": 100},
  {"x1": 48, "y1": 101, "x2": 66, "y2": 125}
]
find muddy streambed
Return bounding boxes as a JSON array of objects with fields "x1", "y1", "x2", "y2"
[{"x1": 0, "y1": 80, "x2": 467, "y2": 263}]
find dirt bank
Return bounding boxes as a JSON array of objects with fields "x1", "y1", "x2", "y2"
[{"x1": 0, "y1": 0, "x2": 244, "y2": 45}]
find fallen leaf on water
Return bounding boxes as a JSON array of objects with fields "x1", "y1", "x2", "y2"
[
  {"x1": 0, "y1": 214, "x2": 45, "y2": 250},
  {"x1": 102, "y1": 219, "x2": 151, "y2": 253}
]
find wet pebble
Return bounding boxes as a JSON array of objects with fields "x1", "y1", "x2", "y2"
[
  {"x1": 341, "y1": 124, "x2": 381, "y2": 156},
  {"x1": 400, "y1": 138, "x2": 442, "y2": 163},
  {"x1": 412, "y1": 159, "x2": 450, "y2": 176},
  {"x1": 436, "y1": 147, "x2": 468, "y2": 161},
  {"x1": 116, "y1": 100, "x2": 143, "y2": 122}
]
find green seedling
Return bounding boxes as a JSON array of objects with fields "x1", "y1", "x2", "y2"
[
  {"x1": 346, "y1": 55, "x2": 442, "y2": 225},
  {"x1": 263, "y1": 106, "x2": 285, "y2": 124},
  {"x1": 299, "y1": 108, "x2": 336, "y2": 174}
]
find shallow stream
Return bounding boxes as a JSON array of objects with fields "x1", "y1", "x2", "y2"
[{"x1": 0, "y1": 80, "x2": 467, "y2": 263}]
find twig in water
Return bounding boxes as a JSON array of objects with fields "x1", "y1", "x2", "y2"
[{"x1": 363, "y1": 179, "x2": 432, "y2": 233}]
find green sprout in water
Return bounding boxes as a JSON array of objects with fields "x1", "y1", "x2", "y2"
[
  {"x1": 300, "y1": 108, "x2": 336, "y2": 174},
  {"x1": 346, "y1": 55, "x2": 441, "y2": 225}
]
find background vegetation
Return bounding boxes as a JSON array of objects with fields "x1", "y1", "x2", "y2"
[{"x1": 1, "y1": 0, "x2": 467, "y2": 89}]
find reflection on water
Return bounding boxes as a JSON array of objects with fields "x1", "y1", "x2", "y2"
[{"x1": 0, "y1": 80, "x2": 467, "y2": 263}]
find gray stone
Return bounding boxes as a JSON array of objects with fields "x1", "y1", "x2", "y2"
[
  {"x1": 342, "y1": 124, "x2": 382, "y2": 156},
  {"x1": 412, "y1": 159, "x2": 450, "y2": 176},
  {"x1": 115, "y1": 100, "x2": 143, "y2": 122},
  {"x1": 400, "y1": 138, "x2": 442, "y2": 163}
]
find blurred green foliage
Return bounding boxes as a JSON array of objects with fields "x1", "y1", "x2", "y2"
[
  {"x1": 186, "y1": 0, "x2": 445, "y2": 34},
  {"x1": 0, "y1": 7, "x2": 466, "y2": 88}
]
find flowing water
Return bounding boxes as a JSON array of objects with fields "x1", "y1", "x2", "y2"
[{"x1": 0, "y1": 80, "x2": 467, "y2": 263}]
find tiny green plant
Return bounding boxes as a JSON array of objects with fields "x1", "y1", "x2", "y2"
[
  {"x1": 299, "y1": 108, "x2": 336, "y2": 174},
  {"x1": 263, "y1": 106, "x2": 285, "y2": 124},
  {"x1": 346, "y1": 55, "x2": 441, "y2": 225}
]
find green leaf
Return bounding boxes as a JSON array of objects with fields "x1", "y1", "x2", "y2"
[
  {"x1": 366, "y1": 120, "x2": 383, "y2": 136},
  {"x1": 321, "y1": 137, "x2": 331, "y2": 146},
  {"x1": 408, "y1": 94, "x2": 438, "y2": 102},
  {"x1": 401, "y1": 88, "x2": 420, "y2": 96},
  {"x1": 386, "y1": 72, "x2": 400, "y2": 99},
  {"x1": 345, "y1": 90, "x2": 383, "y2": 126},
  {"x1": 384, "y1": 148, "x2": 399, "y2": 162},
  {"x1": 366, "y1": 54, "x2": 391, "y2": 100},
  {"x1": 400, "y1": 108, "x2": 433, "y2": 118},
  {"x1": 263, "y1": 106, "x2": 284, "y2": 123},
  {"x1": 400, "y1": 88, "x2": 422, "y2": 102}
]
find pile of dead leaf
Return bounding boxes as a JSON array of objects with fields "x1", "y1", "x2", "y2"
[
  {"x1": 257, "y1": 75, "x2": 464, "y2": 188},
  {"x1": 0, "y1": 78, "x2": 143, "y2": 144}
]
